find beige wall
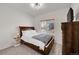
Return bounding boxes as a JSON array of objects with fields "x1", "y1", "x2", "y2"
[{"x1": 0, "y1": 5, "x2": 34, "y2": 50}]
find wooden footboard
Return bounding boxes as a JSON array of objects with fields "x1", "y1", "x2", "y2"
[{"x1": 44, "y1": 38, "x2": 54, "y2": 55}]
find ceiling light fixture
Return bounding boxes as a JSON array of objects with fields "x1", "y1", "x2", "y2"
[{"x1": 30, "y1": 3, "x2": 43, "y2": 9}]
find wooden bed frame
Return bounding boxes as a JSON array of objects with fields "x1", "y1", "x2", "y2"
[{"x1": 19, "y1": 26, "x2": 54, "y2": 55}]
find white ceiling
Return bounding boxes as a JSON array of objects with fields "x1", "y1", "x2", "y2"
[{"x1": 0, "y1": 3, "x2": 71, "y2": 17}]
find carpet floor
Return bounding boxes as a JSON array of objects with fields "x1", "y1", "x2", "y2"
[{"x1": 0, "y1": 43, "x2": 62, "y2": 55}]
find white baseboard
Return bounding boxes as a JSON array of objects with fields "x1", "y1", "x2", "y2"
[{"x1": 14, "y1": 44, "x2": 21, "y2": 47}]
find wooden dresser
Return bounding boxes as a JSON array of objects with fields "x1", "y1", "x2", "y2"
[{"x1": 61, "y1": 21, "x2": 79, "y2": 55}]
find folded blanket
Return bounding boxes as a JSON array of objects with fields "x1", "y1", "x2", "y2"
[{"x1": 32, "y1": 33, "x2": 52, "y2": 44}]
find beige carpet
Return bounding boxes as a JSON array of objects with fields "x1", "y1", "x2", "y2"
[{"x1": 0, "y1": 43, "x2": 62, "y2": 55}]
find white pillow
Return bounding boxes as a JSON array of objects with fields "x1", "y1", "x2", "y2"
[{"x1": 22, "y1": 30, "x2": 37, "y2": 38}]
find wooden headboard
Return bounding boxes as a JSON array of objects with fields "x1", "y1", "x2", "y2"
[{"x1": 19, "y1": 26, "x2": 35, "y2": 37}]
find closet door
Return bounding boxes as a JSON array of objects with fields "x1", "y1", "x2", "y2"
[{"x1": 62, "y1": 22, "x2": 73, "y2": 55}]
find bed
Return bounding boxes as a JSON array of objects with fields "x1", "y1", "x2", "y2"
[{"x1": 19, "y1": 26, "x2": 54, "y2": 55}]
